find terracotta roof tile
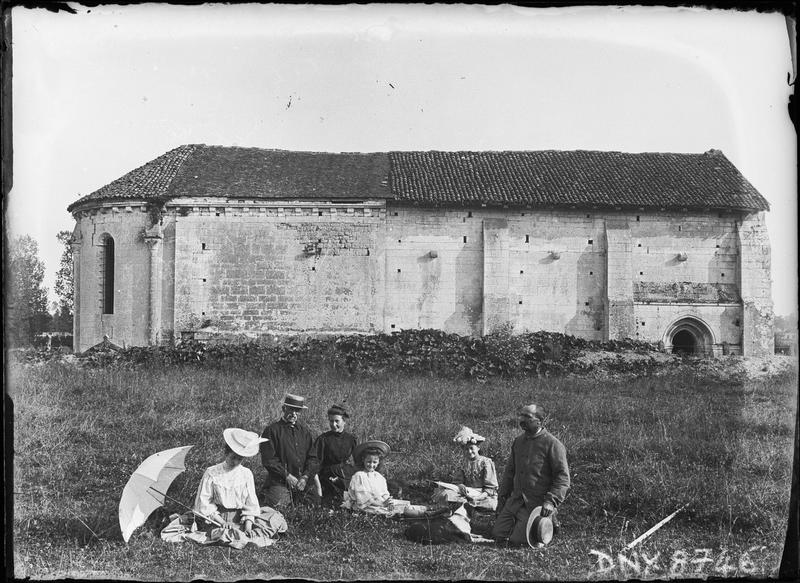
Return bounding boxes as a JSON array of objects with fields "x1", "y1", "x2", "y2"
[
  {"x1": 67, "y1": 145, "x2": 198, "y2": 212},
  {"x1": 388, "y1": 150, "x2": 769, "y2": 211},
  {"x1": 67, "y1": 145, "x2": 769, "y2": 213},
  {"x1": 167, "y1": 146, "x2": 389, "y2": 201}
]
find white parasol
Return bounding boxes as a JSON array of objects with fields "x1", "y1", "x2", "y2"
[{"x1": 119, "y1": 445, "x2": 220, "y2": 543}]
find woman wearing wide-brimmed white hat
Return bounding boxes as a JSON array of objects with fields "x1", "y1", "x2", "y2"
[{"x1": 161, "y1": 428, "x2": 288, "y2": 549}]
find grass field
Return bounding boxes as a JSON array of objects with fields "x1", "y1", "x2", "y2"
[{"x1": 9, "y1": 356, "x2": 797, "y2": 580}]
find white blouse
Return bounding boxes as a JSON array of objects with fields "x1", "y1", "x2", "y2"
[
  {"x1": 343, "y1": 470, "x2": 391, "y2": 511},
  {"x1": 193, "y1": 462, "x2": 261, "y2": 520}
]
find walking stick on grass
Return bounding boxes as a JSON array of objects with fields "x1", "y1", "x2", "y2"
[
  {"x1": 623, "y1": 503, "x2": 688, "y2": 551},
  {"x1": 148, "y1": 487, "x2": 224, "y2": 527}
]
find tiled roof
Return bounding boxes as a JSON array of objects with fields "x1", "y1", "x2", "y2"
[
  {"x1": 68, "y1": 145, "x2": 769, "y2": 213},
  {"x1": 67, "y1": 145, "x2": 199, "y2": 212},
  {"x1": 388, "y1": 150, "x2": 769, "y2": 211},
  {"x1": 167, "y1": 146, "x2": 389, "y2": 201}
]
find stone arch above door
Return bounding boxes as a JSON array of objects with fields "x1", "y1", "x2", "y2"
[{"x1": 663, "y1": 316, "x2": 716, "y2": 356}]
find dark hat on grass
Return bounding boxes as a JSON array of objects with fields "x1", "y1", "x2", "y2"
[
  {"x1": 526, "y1": 506, "x2": 554, "y2": 547},
  {"x1": 353, "y1": 440, "x2": 390, "y2": 463},
  {"x1": 282, "y1": 393, "x2": 308, "y2": 409},
  {"x1": 327, "y1": 404, "x2": 349, "y2": 418}
]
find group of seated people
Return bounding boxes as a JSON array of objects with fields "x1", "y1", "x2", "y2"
[{"x1": 161, "y1": 393, "x2": 570, "y2": 549}]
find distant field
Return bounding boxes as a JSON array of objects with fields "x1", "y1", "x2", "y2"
[{"x1": 10, "y1": 356, "x2": 797, "y2": 580}]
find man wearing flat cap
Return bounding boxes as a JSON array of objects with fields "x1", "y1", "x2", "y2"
[
  {"x1": 259, "y1": 393, "x2": 320, "y2": 507},
  {"x1": 492, "y1": 403, "x2": 570, "y2": 546}
]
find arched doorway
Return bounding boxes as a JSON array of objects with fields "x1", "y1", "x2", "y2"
[
  {"x1": 671, "y1": 329, "x2": 697, "y2": 355},
  {"x1": 663, "y1": 317, "x2": 715, "y2": 356}
]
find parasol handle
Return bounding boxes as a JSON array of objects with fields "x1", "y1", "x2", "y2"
[{"x1": 148, "y1": 487, "x2": 225, "y2": 527}]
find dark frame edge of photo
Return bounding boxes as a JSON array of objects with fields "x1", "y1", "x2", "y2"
[{"x1": 2, "y1": 4, "x2": 14, "y2": 581}]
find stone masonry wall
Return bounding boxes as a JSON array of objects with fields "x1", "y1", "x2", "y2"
[
  {"x1": 386, "y1": 207, "x2": 607, "y2": 339},
  {"x1": 632, "y1": 304, "x2": 743, "y2": 350},
  {"x1": 171, "y1": 201, "x2": 385, "y2": 336},
  {"x1": 738, "y1": 211, "x2": 774, "y2": 356},
  {"x1": 628, "y1": 211, "x2": 752, "y2": 353},
  {"x1": 628, "y1": 212, "x2": 740, "y2": 295},
  {"x1": 73, "y1": 205, "x2": 151, "y2": 352},
  {"x1": 72, "y1": 200, "x2": 770, "y2": 356},
  {"x1": 384, "y1": 207, "x2": 484, "y2": 336}
]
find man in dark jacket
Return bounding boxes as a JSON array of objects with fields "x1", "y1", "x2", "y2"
[
  {"x1": 492, "y1": 403, "x2": 570, "y2": 546},
  {"x1": 259, "y1": 393, "x2": 320, "y2": 507}
]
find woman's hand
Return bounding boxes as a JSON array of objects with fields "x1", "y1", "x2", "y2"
[
  {"x1": 223, "y1": 520, "x2": 237, "y2": 529},
  {"x1": 243, "y1": 519, "x2": 253, "y2": 533},
  {"x1": 457, "y1": 484, "x2": 468, "y2": 496},
  {"x1": 285, "y1": 474, "x2": 299, "y2": 489}
]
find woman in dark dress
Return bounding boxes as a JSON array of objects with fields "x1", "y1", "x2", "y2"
[{"x1": 315, "y1": 404, "x2": 358, "y2": 504}]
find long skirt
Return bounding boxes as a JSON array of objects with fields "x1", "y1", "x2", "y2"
[
  {"x1": 161, "y1": 506, "x2": 287, "y2": 549},
  {"x1": 431, "y1": 484, "x2": 498, "y2": 512},
  {"x1": 319, "y1": 464, "x2": 356, "y2": 502},
  {"x1": 341, "y1": 495, "x2": 427, "y2": 517},
  {"x1": 403, "y1": 504, "x2": 494, "y2": 544}
]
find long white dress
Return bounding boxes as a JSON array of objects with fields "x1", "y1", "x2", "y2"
[
  {"x1": 161, "y1": 462, "x2": 287, "y2": 549},
  {"x1": 193, "y1": 462, "x2": 261, "y2": 522},
  {"x1": 342, "y1": 470, "x2": 425, "y2": 516}
]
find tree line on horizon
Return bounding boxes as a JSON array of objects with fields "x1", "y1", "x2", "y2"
[{"x1": 5, "y1": 231, "x2": 73, "y2": 347}]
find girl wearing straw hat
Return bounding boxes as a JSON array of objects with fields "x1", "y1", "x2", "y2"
[{"x1": 341, "y1": 441, "x2": 426, "y2": 517}]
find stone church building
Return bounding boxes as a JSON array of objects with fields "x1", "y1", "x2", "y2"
[{"x1": 67, "y1": 145, "x2": 774, "y2": 356}]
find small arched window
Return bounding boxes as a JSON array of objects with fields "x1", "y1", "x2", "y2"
[{"x1": 100, "y1": 235, "x2": 115, "y2": 314}]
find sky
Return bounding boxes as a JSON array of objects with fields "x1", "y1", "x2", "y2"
[{"x1": 6, "y1": 4, "x2": 797, "y2": 315}]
